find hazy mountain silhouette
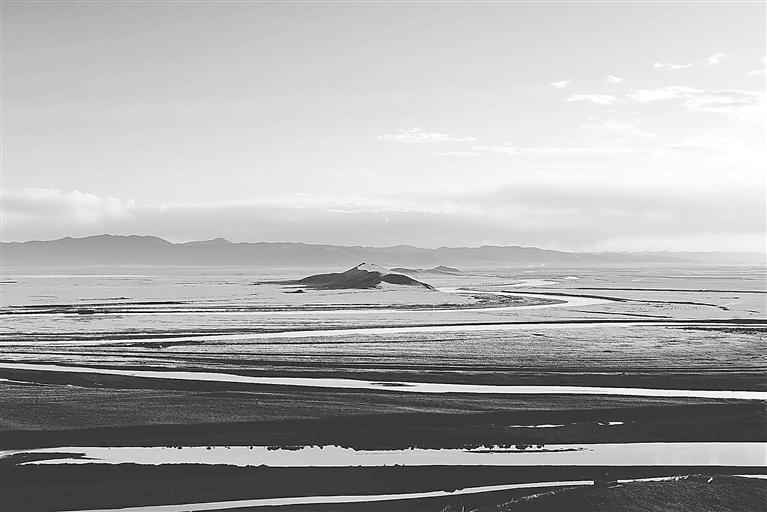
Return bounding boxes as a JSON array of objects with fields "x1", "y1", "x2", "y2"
[{"x1": 1, "y1": 234, "x2": 763, "y2": 267}]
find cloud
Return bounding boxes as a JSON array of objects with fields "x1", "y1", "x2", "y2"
[
  {"x1": 627, "y1": 87, "x2": 764, "y2": 121},
  {"x1": 473, "y1": 144, "x2": 635, "y2": 156},
  {"x1": 653, "y1": 62, "x2": 693, "y2": 70},
  {"x1": 662, "y1": 136, "x2": 750, "y2": 154},
  {"x1": 682, "y1": 89, "x2": 766, "y2": 122},
  {"x1": 2, "y1": 188, "x2": 135, "y2": 227},
  {"x1": 456, "y1": 173, "x2": 765, "y2": 250},
  {"x1": 706, "y1": 52, "x2": 725, "y2": 65},
  {"x1": 376, "y1": 128, "x2": 476, "y2": 144},
  {"x1": 580, "y1": 120, "x2": 654, "y2": 139},
  {"x1": 433, "y1": 151, "x2": 478, "y2": 157},
  {"x1": 566, "y1": 94, "x2": 618, "y2": 105},
  {"x1": 747, "y1": 57, "x2": 766, "y2": 76},
  {"x1": 2, "y1": 179, "x2": 764, "y2": 252},
  {"x1": 549, "y1": 80, "x2": 571, "y2": 88},
  {"x1": 606, "y1": 75, "x2": 623, "y2": 83},
  {"x1": 627, "y1": 86, "x2": 703, "y2": 102},
  {"x1": 604, "y1": 109, "x2": 642, "y2": 116}
]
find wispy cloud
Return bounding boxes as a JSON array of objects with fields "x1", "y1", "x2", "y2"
[
  {"x1": 662, "y1": 136, "x2": 750, "y2": 155},
  {"x1": 682, "y1": 89, "x2": 766, "y2": 122},
  {"x1": 706, "y1": 52, "x2": 725, "y2": 65},
  {"x1": 747, "y1": 57, "x2": 766, "y2": 76},
  {"x1": 606, "y1": 75, "x2": 623, "y2": 83},
  {"x1": 377, "y1": 128, "x2": 476, "y2": 144},
  {"x1": 433, "y1": 151, "x2": 478, "y2": 157},
  {"x1": 549, "y1": 80, "x2": 571, "y2": 89},
  {"x1": 2, "y1": 188, "x2": 135, "y2": 225},
  {"x1": 653, "y1": 62, "x2": 693, "y2": 70},
  {"x1": 603, "y1": 109, "x2": 643, "y2": 122},
  {"x1": 473, "y1": 144, "x2": 635, "y2": 156},
  {"x1": 627, "y1": 86, "x2": 702, "y2": 102},
  {"x1": 566, "y1": 94, "x2": 618, "y2": 105},
  {"x1": 627, "y1": 86, "x2": 765, "y2": 122},
  {"x1": 3, "y1": 181, "x2": 764, "y2": 252},
  {"x1": 581, "y1": 120, "x2": 654, "y2": 139}
]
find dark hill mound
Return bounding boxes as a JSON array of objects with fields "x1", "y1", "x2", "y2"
[{"x1": 278, "y1": 263, "x2": 434, "y2": 290}]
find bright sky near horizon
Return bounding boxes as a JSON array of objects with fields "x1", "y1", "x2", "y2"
[{"x1": 2, "y1": 1, "x2": 765, "y2": 251}]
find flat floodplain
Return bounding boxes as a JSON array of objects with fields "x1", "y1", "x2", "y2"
[{"x1": 0, "y1": 265, "x2": 765, "y2": 511}]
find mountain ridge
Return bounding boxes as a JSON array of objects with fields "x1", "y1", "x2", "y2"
[{"x1": 1, "y1": 234, "x2": 764, "y2": 267}]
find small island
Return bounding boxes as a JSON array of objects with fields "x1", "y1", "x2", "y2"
[{"x1": 265, "y1": 263, "x2": 435, "y2": 290}]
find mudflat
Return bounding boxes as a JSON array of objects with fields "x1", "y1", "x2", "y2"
[{"x1": 1, "y1": 265, "x2": 765, "y2": 511}]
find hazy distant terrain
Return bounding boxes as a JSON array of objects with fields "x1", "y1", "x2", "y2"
[{"x1": 2, "y1": 235, "x2": 764, "y2": 267}]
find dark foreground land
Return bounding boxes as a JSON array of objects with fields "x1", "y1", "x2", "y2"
[
  {"x1": 1, "y1": 372, "x2": 766, "y2": 449},
  {"x1": 480, "y1": 476, "x2": 767, "y2": 512},
  {"x1": 1, "y1": 464, "x2": 765, "y2": 511}
]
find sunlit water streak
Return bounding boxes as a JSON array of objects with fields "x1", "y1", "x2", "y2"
[
  {"x1": 58, "y1": 473, "x2": 767, "y2": 512},
  {"x1": 69, "y1": 480, "x2": 597, "y2": 512},
  {"x1": 1, "y1": 362, "x2": 765, "y2": 400}
]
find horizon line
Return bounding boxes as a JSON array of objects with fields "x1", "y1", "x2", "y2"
[{"x1": 2, "y1": 233, "x2": 765, "y2": 255}]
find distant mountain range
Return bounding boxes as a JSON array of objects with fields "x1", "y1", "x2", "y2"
[{"x1": 1, "y1": 235, "x2": 764, "y2": 267}]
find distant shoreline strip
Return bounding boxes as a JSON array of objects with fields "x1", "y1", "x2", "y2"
[
  {"x1": 0, "y1": 288, "x2": 608, "y2": 317},
  {"x1": 1, "y1": 319, "x2": 764, "y2": 346}
]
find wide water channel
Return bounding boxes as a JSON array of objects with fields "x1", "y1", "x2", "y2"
[{"x1": 8, "y1": 442, "x2": 766, "y2": 467}]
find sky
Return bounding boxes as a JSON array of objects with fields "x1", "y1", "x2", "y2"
[{"x1": 2, "y1": 1, "x2": 765, "y2": 251}]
